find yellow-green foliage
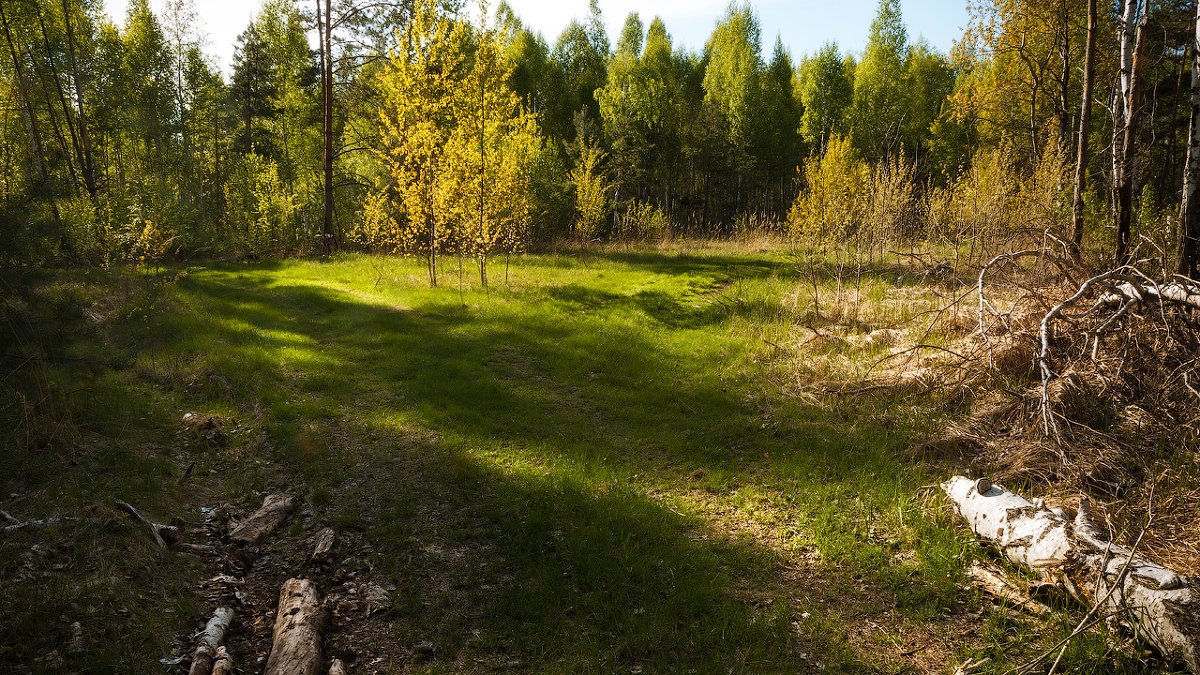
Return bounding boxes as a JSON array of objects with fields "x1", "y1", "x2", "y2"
[
  {"x1": 924, "y1": 137, "x2": 1067, "y2": 260},
  {"x1": 376, "y1": 0, "x2": 464, "y2": 283},
  {"x1": 788, "y1": 134, "x2": 868, "y2": 243},
  {"x1": 569, "y1": 139, "x2": 612, "y2": 240},
  {"x1": 348, "y1": 189, "x2": 401, "y2": 252},
  {"x1": 865, "y1": 156, "x2": 917, "y2": 245},
  {"x1": 224, "y1": 153, "x2": 299, "y2": 257},
  {"x1": 616, "y1": 201, "x2": 671, "y2": 239},
  {"x1": 444, "y1": 5, "x2": 540, "y2": 283}
]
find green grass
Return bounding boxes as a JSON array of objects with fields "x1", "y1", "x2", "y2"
[{"x1": 0, "y1": 243, "x2": 1173, "y2": 673}]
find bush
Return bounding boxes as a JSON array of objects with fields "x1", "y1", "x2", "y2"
[{"x1": 787, "y1": 134, "x2": 868, "y2": 244}]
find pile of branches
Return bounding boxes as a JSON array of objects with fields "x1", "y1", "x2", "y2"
[{"x1": 903, "y1": 248, "x2": 1200, "y2": 570}]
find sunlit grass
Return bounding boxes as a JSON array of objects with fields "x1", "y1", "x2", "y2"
[{"x1": 0, "y1": 244, "x2": 1160, "y2": 673}]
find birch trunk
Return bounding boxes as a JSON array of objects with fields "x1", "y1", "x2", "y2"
[
  {"x1": 1115, "y1": 0, "x2": 1149, "y2": 266},
  {"x1": 943, "y1": 476, "x2": 1200, "y2": 673},
  {"x1": 228, "y1": 494, "x2": 294, "y2": 545},
  {"x1": 188, "y1": 606, "x2": 234, "y2": 675},
  {"x1": 1070, "y1": 0, "x2": 1097, "y2": 257}
]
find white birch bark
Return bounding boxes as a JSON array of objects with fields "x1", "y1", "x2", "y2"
[{"x1": 943, "y1": 476, "x2": 1200, "y2": 673}]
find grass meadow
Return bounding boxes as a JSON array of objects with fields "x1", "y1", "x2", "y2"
[{"x1": 0, "y1": 243, "x2": 1167, "y2": 673}]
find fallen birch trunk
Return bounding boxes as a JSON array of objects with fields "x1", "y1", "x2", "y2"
[
  {"x1": 188, "y1": 606, "x2": 235, "y2": 675},
  {"x1": 943, "y1": 476, "x2": 1200, "y2": 673},
  {"x1": 264, "y1": 578, "x2": 327, "y2": 675},
  {"x1": 229, "y1": 494, "x2": 294, "y2": 545},
  {"x1": 1098, "y1": 279, "x2": 1200, "y2": 310}
]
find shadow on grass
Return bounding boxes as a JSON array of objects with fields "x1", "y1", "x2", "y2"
[{"x1": 3, "y1": 252, "x2": 953, "y2": 673}]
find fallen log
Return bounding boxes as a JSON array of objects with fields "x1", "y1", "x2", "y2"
[
  {"x1": 229, "y1": 494, "x2": 294, "y2": 545},
  {"x1": 1099, "y1": 279, "x2": 1200, "y2": 310},
  {"x1": 311, "y1": 527, "x2": 335, "y2": 562},
  {"x1": 943, "y1": 476, "x2": 1200, "y2": 673},
  {"x1": 188, "y1": 606, "x2": 235, "y2": 675},
  {"x1": 2, "y1": 516, "x2": 80, "y2": 534},
  {"x1": 264, "y1": 578, "x2": 327, "y2": 675}
]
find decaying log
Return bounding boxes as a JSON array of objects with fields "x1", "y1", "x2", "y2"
[
  {"x1": 210, "y1": 647, "x2": 233, "y2": 675},
  {"x1": 328, "y1": 658, "x2": 348, "y2": 675},
  {"x1": 176, "y1": 542, "x2": 218, "y2": 555},
  {"x1": 943, "y1": 476, "x2": 1200, "y2": 673},
  {"x1": 311, "y1": 527, "x2": 335, "y2": 562},
  {"x1": 264, "y1": 578, "x2": 328, "y2": 675},
  {"x1": 188, "y1": 606, "x2": 235, "y2": 675},
  {"x1": 2, "y1": 516, "x2": 80, "y2": 534},
  {"x1": 115, "y1": 501, "x2": 179, "y2": 548},
  {"x1": 229, "y1": 494, "x2": 294, "y2": 545},
  {"x1": 967, "y1": 561, "x2": 1051, "y2": 616}
]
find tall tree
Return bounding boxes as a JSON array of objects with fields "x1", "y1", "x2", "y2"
[
  {"x1": 1114, "y1": 0, "x2": 1149, "y2": 265},
  {"x1": 1177, "y1": 0, "x2": 1200, "y2": 276},
  {"x1": 799, "y1": 42, "x2": 853, "y2": 154},
  {"x1": 231, "y1": 23, "x2": 278, "y2": 156},
  {"x1": 852, "y1": 0, "x2": 908, "y2": 161},
  {"x1": 1070, "y1": 0, "x2": 1097, "y2": 257},
  {"x1": 376, "y1": 0, "x2": 462, "y2": 285}
]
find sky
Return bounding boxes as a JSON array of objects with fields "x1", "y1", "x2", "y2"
[{"x1": 100, "y1": 0, "x2": 970, "y2": 78}]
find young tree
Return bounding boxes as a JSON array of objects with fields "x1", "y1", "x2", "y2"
[
  {"x1": 447, "y1": 0, "x2": 540, "y2": 287},
  {"x1": 569, "y1": 138, "x2": 611, "y2": 239},
  {"x1": 1177, "y1": 1, "x2": 1200, "y2": 277},
  {"x1": 376, "y1": 0, "x2": 463, "y2": 285},
  {"x1": 1070, "y1": 0, "x2": 1097, "y2": 257}
]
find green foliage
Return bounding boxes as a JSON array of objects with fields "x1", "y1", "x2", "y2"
[
  {"x1": 851, "y1": 0, "x2": 910, "y2": 160},
  {"x1": 615, "y1": 200, "x2": 671, "y2": 239},
  {"x1": 223, "y1": 153, "x2": 299, "y2": 257},
  {"x1": 799, "y1": 43, "x2": 854, "y2": 152},
  {"x1": 347, "y1": 189, "x2": 401, "y2": 253},
  {"x1": 702, "y1": 3, "x2": 763, "y2": 151},
  {"x1": 569, "y1": 139, "x2": 612, "y2": 239}
]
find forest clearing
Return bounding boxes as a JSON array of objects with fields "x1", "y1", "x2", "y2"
[
  {"x1": 6, "y1": 0, "x2": 1200, "y2": 671},
  {"x1": 4, "y1": 242, "x2": 1199, "y2": 674}
]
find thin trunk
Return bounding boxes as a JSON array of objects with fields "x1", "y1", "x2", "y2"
[
  {"x1": 0, "y1": 0, "x2": 60, "y2": 226},
  {"x1": 35, "y1": 8, "x2": 86, "y2": 199},
  {"x1": 1177, "y1": 2, "x2": 1200, "y2": 277},
  {"x1": 318, "y1": 0, "x2": 335, "y2": 252},
  {"x1": 1115, "y1": 0, "x2": 1148, "y2": 266},
  {"x1": 1161, "y1": 46, "x2": 1187, "y2": 207},
  {"x1": 61, "y1": 0, "x2": 99, "y2": 211},
  {"x1": 1070, "y1": 0, "x2": 1097, "y2": 257}
]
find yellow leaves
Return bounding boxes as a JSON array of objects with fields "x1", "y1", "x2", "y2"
[{"x1": 375, "y1": 0, "x2": 539, "y2": 274}]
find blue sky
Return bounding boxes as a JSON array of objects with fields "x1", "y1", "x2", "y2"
[{"x1": 101, "y1": 0, "x2": 969, "y2": 77}]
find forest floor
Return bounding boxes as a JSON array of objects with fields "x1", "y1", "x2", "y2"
[{"x1": 0, "y1": 241, "x2": 1183, "y2": 674}]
